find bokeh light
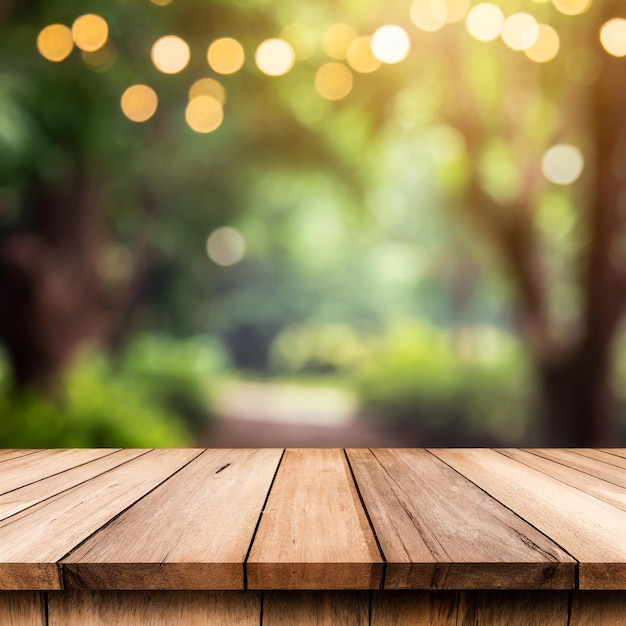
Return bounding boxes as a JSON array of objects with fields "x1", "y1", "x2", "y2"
[
  {"x1": 501, "y1": 13, "x2": 539, "y2": 51},
  {"x1": 189, "y1": 78, "x2": 226, "y2": 106},
  {"x1": 315, "y1": 63, "x2": 353, "y2": 100},
  {"x1": 37, "y1": 24, "x2": 74, "y2": 62},
  {"x1": 466, "y1": 4, "x2": 504, "y2": 42},
  {"x1": 207, "y1": 37, "x2": 245, "y2": 74},
  {"x1": 121, "y1": 85, "x2": 158, "y2": 123},
  {"x1": 600, "y1": 19, "x2": 626, "y2": 57},
  {"x1": 186, "y1": 96, "x2": 223, "y2": 133},
  {"x1": 524, "y1": 24, "x2": 560, "y2": 62},
  {"x1": 206, "y1": 227, "x2": 246, "y2": 266},
  {"x1": 371, "y1": 25, "x2": 411, "y2": 64},
  {"x1": 445, "y1": 0, "x2": 470, "y2": 23},
  {"x1": 280, "y1": 24, "x2": 316, "y2": 60},
  {"x1": 541, "y1": 144, "x2": 584, "y2": 185},
  {"x1": 410, "y1": 0, "x2": 448, "y2": 33},
  {"x1": 322, "y1": 23, "x2": 358, "y2": 60},
  {"x1": 552, "y1": 0, "x2": 592, "y2": 16},
  {"x1": 82, "y1": 44, "x2": 116, "y2": 72},
  {"x1": 150, "y1": 0, "x2": 173, "y2": 5},
  {"x1": 346, "y1": 36, "x2": 381, "y2": 73},
  {"x1": 72, "y1": 14, "x2": 108, "y2": 52},
  {"x1": 255, "y1": 39, "x2": 295, "y2": 76},
  {"x1": 151, "y1": 35, "x2": 190, "y2": 74}
]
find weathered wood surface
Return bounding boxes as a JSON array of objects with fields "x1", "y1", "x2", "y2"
[
  {"x1": 263, "y1": 592, "x2": 369, "y2": 625},
  {"x1": 0, "y1": 592, "x2": 46, "y2": 626},
  {"x1": 63, "y1": 449, "x2": 282, "y2": 590},
  {"x1": 432, "y1": 448, "x2": 626, "y2": 590},
  {"x1": 0, "y1": 448, "x2": 624, "y2": 593},
  {"x1": 346, "y1": 448, "x2": 574, "y2": 589},
  {"x1": 247, "y1": 449, "x2": 383, "y2": 589}
]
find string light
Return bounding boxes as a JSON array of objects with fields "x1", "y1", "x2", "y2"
[
  {"x1": 255, "y1": 39, "x2": 295, "y2": 76},
  {"x1": 121, "y1": 85, "x2": 158, "y2": 122},
  {"x1": 371, "y1": 25, "x2": 411, "y2": 64},
  {"x1": 207, "y1": 37, "x2": 245, "y2": 74},
  {"x1": 37, "y1": 24, "x2": 73, "y2": 62},
  {"x1": 151, "y1": 35, "x2": 190, "y2": 74},
  {"x1": 72, "y1": 14, "x2": 108, "y2": 52}
]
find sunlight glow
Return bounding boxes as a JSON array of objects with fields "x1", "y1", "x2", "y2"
[
  {"x1": 37, "y1": 24, "x2": 73, "y2": 62},
  {"x1": 410, "y1": 0, "x2": 448, "y2": 33},
  {"x1": 371, "y1": 25, "x2": 411, "y2": 64},
  {"x1": 255, "y1": 39, "x2": 295, "y2": 76},
  {"x1": 542, "y1": 144, "x2": 584, "y2": 185},
  {"x1": 552, "y1": 0, "x2": 592, "y2": 16},
  {"x1": 524, "y1": 24, "x2": 560, "y2": 62},
  {"x1": 346, "y1": 36, "x2": 381, "y2": 73},
  {"x1": 322, "y1": 23, "x2": 358, "y2": 60},
  {"x1": 207, "y1": 38, "x2": 245, "y2": 74},
  {"x1": 280, "y1": 24, "x2": 316, "y2": 60},
  {"x1": 445, "y1": 0, "x2": 470, "y2": 23},
  {"x1": 207, "y1": 227, "x2": 246, "y2": 266},
  {"x1": 189, "y1": 78, "x2": 226, "y2": 105},
  {"x1": 121, "y1": 85, "x2": 158, "y2": 123},
  {"x1": 151, "y1": 35, "x2": 190, "y2": 74},
  {"x1": 466, "y1": 4, "x2": 504, "y2": 42},
  {"x1": 186, "y1": 96, "x2": 223, "y2": 133},
  {"x1": 600, "y1": 19, "x2": 626, "y2": 57},
  {"x1": 315, "y1": 63, "x2": 353, "y2": 100},
  {"x1": 72, "y1": 14, "x2": 108, "y2": 52},
  {"x1": 501, "y1": 13, "x2": 539, "y2": 51}
]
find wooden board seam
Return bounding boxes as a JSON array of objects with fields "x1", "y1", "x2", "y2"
[
  {"x1": 427, "y1": 449, "x2": 581, "y2": 584},
  {"x1": 243, "y1": 449, "x2": 285, "y2": 591},
  {"x1": 0, "y1": 450, "x2": 44, "y2": 464},
  {"x1": 59, "y1": 448, "x2": 204, "y2": 587},
  {"x1": 344, "y1": 448, "x2": 387, "y2": 590}
]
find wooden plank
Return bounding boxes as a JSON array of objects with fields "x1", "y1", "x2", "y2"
[
  {"x1": 528, "y1": 449, "x2": 626, "y2": 488},
  {"x1": 371, "y1": 590, "x2": 570, "y2": 625},
  {"x1": 47, "y1": 590, "x2": 261, "y2": 626},
  {"x1": 601, "y1": 449, "x2": 626, "y2": 459},
  {"x1": 0, "y1": 449, "x2": 201, "y2": 590},
  {"x1": 432, "y1": 449, "x2": 626, "y2": 590},
  {"x1": 568, "y1": 448, "x2": 626, "y2": 470},
  {"x1": 0, "y1": 592, "x2": 46, "y2": 625},
  {"x1": 63, "y1": 449, "x2": 283, "y2": 590},
  {"x1": 0, "y1": 451, "x2": 43, "y2": 464},
  {"x1": 498, "y1": 449, "x2": 626, "y2": 512},
  {"x1": 0, "y1": 449, "x2": 119, "y2": 495},
  {"x1": 247, "y1": 449, "x2": 383, "y2": 590},
  {"x1": 0, "y1": 450, "x2": 149, "y2": 522},
  {"x1": 263, "y1": 591, "x2": 369, "y2": 625},
  {"x1": 346, "y1": 448, "x2": 574, "y2": 590},
  {"x1": 570, "y1": 591, "x2": 626, "y2": 625}
]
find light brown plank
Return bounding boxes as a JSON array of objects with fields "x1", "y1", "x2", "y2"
[
  {"x1": 47, "y1": 590, "x2": 261, "y2": 626},
  {"x1": 0, "y1": 592, "x2": 46, "y2": 625},
  {"x1": 0, "y1": 451, "x2": 43, "y2": 464},
  {"x1": 498, "y1": 449, "x2": 626, "y2": 512},
  {"x1": 568, "y1": 448, "x2": 626, "y2": 470},
  {"x1": 432, "y1": 448, "x2": 626, "y2": 590},
  {"x1": 63, "y1": 449, "x2": 283, "y2": 590},
  {"x1": 0, "y1": 449, "x2": 119, "y2": 495},
  {"x1": 347, "y1": 448, "x2": 574, "y2": 590},
  {"x1": 601, "y1": 449, "x2": 626, "y2": 460},
  {"x1": 263, "y1": 591, "x2": 369, "y2": 625},
  {"x1": 528, "y1": 449, "x2": 626, "y2": 488},
  {"x1": 0, "y1": 450, "x2": 149, "y2": 522},
  {"x1": 371, "y1": 590, "x2": 570, "y2": 625},
  {"x1": 570, "y1": 591, "x2": 626, "y2": 625},
  {"x1": 247, "y1": 449, "x2": 383, "y2": 590},
  {"x1": 0, "y1": 449, "x2": 201, "y2": 590}
]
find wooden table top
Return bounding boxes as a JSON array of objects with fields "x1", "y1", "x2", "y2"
[{"x1": 0, "y1": 448, "x2": 624, "y2": 592}]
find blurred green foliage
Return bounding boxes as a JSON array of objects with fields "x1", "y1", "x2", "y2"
[{"x1": 0, "y1": 334, "x2": 226, "y2": 447}]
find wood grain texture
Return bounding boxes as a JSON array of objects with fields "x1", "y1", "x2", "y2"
[
  {"x1": 570, "y1": 591, "x2": 626, "y2": 625},
  {"x1": 432, "y1": 448, "x2": 626, "y2": 590},
  {"x1": 601, "y1": 449, "x2": 626, "y2": 459},
  {"x1": 247, "y1": 449, "x2": 383, "y2": 590},
  {"x1": 528, "y1": 449, "x2": 626, "y2": 488},
  {"x1": 63, "y1": 449, "x2": 283, "y2": 590},
  {"x1": 347, "y1": 448, "x2": 574, "y2": 590},
  {"x1": 0, "y1": 450, "x2": 149, "y2": 522},
  {"x1": 497, "y1": 449, "x2": 626, "y2": 512},
  {"x1": 47, "y1": 590, "x2": 261, "y2": 626},
  {"x1": 0, "y1": 592, "x2": 46, "y2": 625},
  {"x1": 370, "y1": 591, "x2": 570, "y2": 625},
  {"x1": 263, "y1": 592, "x2": 369, "y2": 625},
  {"x1": 0, "y1": 451, "x2": 43, "y2": 464},
  {"x1": 0, "y1": 449, "x2": 201, "y2": 590},
  {"x1": 0, "y1": 449, "x2": 119, "y2": 495},
  {"x1": 568, "y1": 448, "x2": 626, "y2": 470}
]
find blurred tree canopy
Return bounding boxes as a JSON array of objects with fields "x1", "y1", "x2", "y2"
[{"x1": 1, "y1": 0, "x2": 626, "y2": 445}]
